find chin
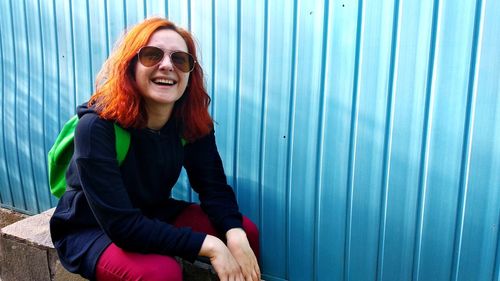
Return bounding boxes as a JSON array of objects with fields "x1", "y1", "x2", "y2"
[{"x1": 158, "y1": 98, "x2": 181, "y2": 105}]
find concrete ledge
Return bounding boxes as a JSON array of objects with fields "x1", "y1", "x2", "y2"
[
  {"x1": 0, "y1": 208, "x2": 263, "y2": 281},
  {"x1": 0, "y1": 208, "x2": 27, "y2": 228},
  {"x1": 0, "y1": 208, "x2": 85, "y2": 281}
]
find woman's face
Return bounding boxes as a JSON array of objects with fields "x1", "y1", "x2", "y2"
[{"x1": 134, "y1": 29, "x2": 190, "y2": 112}]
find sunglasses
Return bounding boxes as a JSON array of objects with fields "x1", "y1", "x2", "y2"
[{"x1": 137, "y1": 46, "x2": 196, "y2": 73}]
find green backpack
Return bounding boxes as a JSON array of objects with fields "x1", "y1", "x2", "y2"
[{"x1": 47, "y1": 115, "x2": 131, "y2": 198}]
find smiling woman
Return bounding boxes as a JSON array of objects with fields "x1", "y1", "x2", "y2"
[{"x1": 49, "y1": 17, "x2": 261, "y2": 281}]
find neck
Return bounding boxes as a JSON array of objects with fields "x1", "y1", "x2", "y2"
[{"x1": 145, "y1": 103, "x2": 174, "y2": 130}]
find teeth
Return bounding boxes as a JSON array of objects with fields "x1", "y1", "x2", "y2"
[{"x1": 153, "y1": 78, "x2": 175, "y2": 85}]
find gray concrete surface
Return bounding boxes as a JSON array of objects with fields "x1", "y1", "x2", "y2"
[
  {"x1": 0, "y1": 208, "x2": 26, "y2": 229},
  {"x1": 0, "y1": 208, "x2": 85, "y2": 281}
]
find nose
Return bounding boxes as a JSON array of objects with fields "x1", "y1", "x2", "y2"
[{"x1": 158, "y1": 54, "x2": 174, "y2": 71}]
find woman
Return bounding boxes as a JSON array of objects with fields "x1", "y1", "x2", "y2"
[{"x1": 50, "y1": 17, "x2": 260, "y2": 281}]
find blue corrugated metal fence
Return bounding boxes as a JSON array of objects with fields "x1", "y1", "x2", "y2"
[{"x1": 1, "y1": 0, "x2": 499, "y2": 280}]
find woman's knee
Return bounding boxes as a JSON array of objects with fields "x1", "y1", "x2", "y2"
[
  {"x1": 96, "y1": 243, "x2": 183, "y2": 281},
  {"x1": 139, "y1": 259, "x2": 182, "y2": 281}
]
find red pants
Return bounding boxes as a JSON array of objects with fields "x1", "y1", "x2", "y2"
[{"x1": 95, "y1": 205, "x2": 259, "y2": 281}]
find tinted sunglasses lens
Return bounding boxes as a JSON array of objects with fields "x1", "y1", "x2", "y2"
[
  {"x1": 171, "y1": 51, "x2": 195, "y2": 72},
  {"x1": 138, "y1": 47, "x2": 164, "y2": 67}
]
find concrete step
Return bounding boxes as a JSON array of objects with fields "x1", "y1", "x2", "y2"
[
  {"x1": 0, "y1": 208, "x2": 85, "y2": 281},
  {"x1": 0, "y1": 208, "x2": 27, "y2": 229},
  {"x1": 0, "y1": 208, "x2": 261, "y2": 281}
]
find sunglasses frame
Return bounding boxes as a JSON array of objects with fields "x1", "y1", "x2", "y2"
[{"x1": 137, "y1": 46, "x2": 197, "y2": 73}]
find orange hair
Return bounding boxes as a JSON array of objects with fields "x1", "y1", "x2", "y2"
[{"x1": 89, "y1": 17, "x2": 213, "y2": 142}]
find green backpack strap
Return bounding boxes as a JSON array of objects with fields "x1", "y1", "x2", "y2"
[
  {"x1": 180, "y1": 137, "x2": 187, "y2": 147},
  {"x1": 48, "y1": 116, "x2": 131, "y2": 198},
  {"x1": 113, "y1": 123, "x2": 130, "y2": 165}
]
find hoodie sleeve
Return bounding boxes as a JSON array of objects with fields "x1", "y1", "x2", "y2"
[
  {"x1": 73, "y1": 113, "x2": 206, "y2": 261},
  {"x1": 183, "y1": 131, "x2": 243, "y2": 234}
]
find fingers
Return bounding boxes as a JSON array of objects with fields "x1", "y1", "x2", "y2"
[
  {"x1": 242, "y1": 263, "x2": 260, "y2": 281},
  {"x1": 252, "y1": 265, "x2": 261, "y2": 281},
  {"x1": 217, "y1": 256, "x2": 258, "y2": 281},
  {"x1": 214, "y1": 261, "x2": 243, "y2": 281},
  {"x1": 219, "y1": 270, "x2": 244, "y2": 281},
  {"x1": 244, "y1": 269, "x2": 258, "y2": 281},
  {"x1": 209, "y1": 246, "x2": 245, "y2": 281},
  {"x1": 242, "y1": 252, "x2": 261, "y2": 281},
  {"x1": 238, "y1": 255, "x2": 260, "y2": 281},
  {"x1": 232, "y1": 249, "x2": 260, "y2": 281}
]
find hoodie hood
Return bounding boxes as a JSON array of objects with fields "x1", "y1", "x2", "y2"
[{"x1": 76, "y1": 102, "x2": 98, "y2": 119}]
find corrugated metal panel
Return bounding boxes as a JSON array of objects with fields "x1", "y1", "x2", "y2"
[{"x1": 1, "y1": 0, "x2": 499, "y2": 280}]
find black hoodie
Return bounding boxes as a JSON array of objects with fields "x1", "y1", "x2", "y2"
[{"x1": 49, "y1": 104, "x2": 242, "y2": 279}]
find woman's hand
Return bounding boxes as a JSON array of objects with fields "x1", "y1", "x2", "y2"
[
  {"x1": 226, "y1": 228, "x2": 261, "y2": 281},
  {"x1": 200, "y1": 235, "x2": 244, "y2": 281}
]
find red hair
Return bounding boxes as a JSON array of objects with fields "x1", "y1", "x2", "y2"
[{"x1": 89, "y1": 17, "x2": 213, "y2": 141}]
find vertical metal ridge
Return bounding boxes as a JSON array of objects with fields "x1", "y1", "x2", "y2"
[
  {"x1": 165, "y1": 0, "x2": 169, "y2": 18},
  {"x1": 187, "y1": 0, "x2": 192, "y2": 30},
  {"x1": 36, "y1": 0, "x2": 45, "y2": 133},
  {"x1": 9, "y1": 0, "x2": 27, "y2": 210},
  {"x1": 258, "y1": 0, "x2": 270, "y2": 236},
  {"x1": 51, "y1": 0, "x2": 61, "y2": 206},
  {"x1": 123, "y1": 0, "x2": 127, "y2": 28},
  {"x1": 24, "y1": 0, "x2": 40, "y2": 213},
  {"x1": 285, "y1": 0, "x2": 299, "y2": 278},
  {"x1": 210, "y1": 0, "x2": 216, "y2": 116},
  {"x1": 344, "y1": 1, "x2": 364, "y2": 280},
  {"x1": 0, "y1": 15, "x2": 13, "y2": 205},
  {"x1": 85, "y1": 0, "x2": 93, "y2": 95},
  {"x1": 142, "y1": 0, "x2": 147, "y2": 19},
  {"x1": 52, "y1": 0, "x2": 61, "y2": 130},
  {"x1": 33, "y1": 0, "x2": 45, "y2": 208},
  {"x1": 186, "y1": 0, "x2": 193, "y2": 203},
  {"x1": 22, "y1": 0, "x2": 37, "y2": 211},
  {"x1": 376, "y1": 0, "x2": 401, "y2": 279},
  {"x1": 37, "y1": 0, "x2": 50, "y2": 204},
  {"x1": 69, "y1": 0, "x2": 77, "y2": 110},
  {"x1": 232, "y1": 0, "x2": 241, "y2": 193},
  {"x1": 0, "y1": 16, "x2": 4, "y2": 204},
  {"x1": 412, "y1": 0, "x2": 441, "y2": 280},
  {"x1": 451, "y1": 0, "x2": 484, "y2": 280},
  {"x1": 104, "y1": 0, "x2": 110, "y2": 58},
  {"x1": 313, "y1": 0, "x2": 330, "y2": 280}
]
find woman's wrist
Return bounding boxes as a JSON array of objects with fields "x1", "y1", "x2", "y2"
[
  {"x1": 199, "y1": 235, "x2": 224, "y2": 258},
  {"x1": 226, "y1": 228, "x2": 247, "y2": 244}
]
